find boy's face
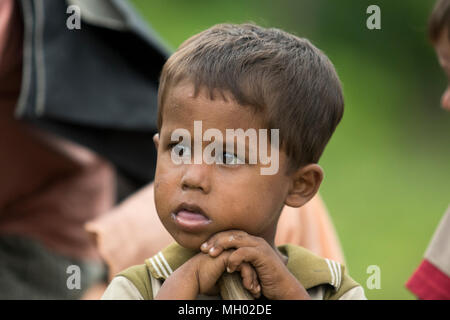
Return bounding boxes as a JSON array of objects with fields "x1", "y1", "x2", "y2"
[
  {"x1": 434, "y1": 28, "x2": 450, "y2": 111},
  {"x1": 154, "y1": 82, "x2": 292, "y2": 250}
]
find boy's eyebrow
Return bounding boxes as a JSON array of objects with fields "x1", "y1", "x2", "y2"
[
  {"x1": 163, "y1": 126, "x2": 258, "y2": 151},
  {"x1": 161, "y1": 125, "x2": 189, "y2": 140}
]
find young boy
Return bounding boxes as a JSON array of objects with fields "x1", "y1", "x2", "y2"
[{"x1": 102, "y1": 23, "x2": 366, "y2": 300}]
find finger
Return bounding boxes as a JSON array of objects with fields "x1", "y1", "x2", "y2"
[
  {"x1": 253, "y1": 285, "x2": 261, "y2": 299},
  {"x1": 201, "y1": 230, "x2": 250, "y2": 255},
  {"x1": 197, "y1": 250, "x2": 233, "y2": 294},
  {"x1": 214, "y1": 250, "x2": 233, "y2": 271},
  {"x1": 236, "y1": 263, "x2": 256, "y2": 291},
  {"x1": 233, "y1": 262, "x2": 260, "y2": 299},
  {"x1": 251, "y1": 281, "x2": 261, "y2": 299},
  {"x1": 227, "y1": 247, "x2": 261, "y2": 273},
  {"x1": 201, "y1": 230, "x2": 261, "y2": 257},
  {"x1": 251, "y1": 267, "x2": 261, "y2": 298},
  {"x1": 240, "y1": 263, "x2": 261, "y2": 298},
  {"x1": 234, "y1": 262, "x2": 261, "y2": 299}
]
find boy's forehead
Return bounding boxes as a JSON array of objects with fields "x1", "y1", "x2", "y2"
[{"x1": 161, "y1": 83, "x2": 264, "y2": 131}]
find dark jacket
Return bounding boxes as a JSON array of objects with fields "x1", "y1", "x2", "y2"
[{"x1": 17, "y1": 0, "x2": 171, "y2": 188}]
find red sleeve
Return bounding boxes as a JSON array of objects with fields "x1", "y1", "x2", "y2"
[{"x1": 406, "y1": 259, "x2": 450, "y2": 300}]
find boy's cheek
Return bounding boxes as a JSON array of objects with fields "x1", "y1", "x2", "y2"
[{"x1": 156, "y1": 151, "x2": 181, "y2": 174}]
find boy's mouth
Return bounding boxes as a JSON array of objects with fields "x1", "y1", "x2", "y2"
[{"x1": 171, "y1": 203, "x2": 212, "y2": 232}]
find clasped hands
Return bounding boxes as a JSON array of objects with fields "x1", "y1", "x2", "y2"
[{"x1": 155, "y1": 230, "x2": 310, "y2": 300}]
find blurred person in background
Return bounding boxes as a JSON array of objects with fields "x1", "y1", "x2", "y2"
[
  {"x1": 0, "y1": 0, "x2": 167, "y2": 299},
  {"x1": 0, "y1": 0, "x2": 345, "y2": 299},
  {"x1": 405, "y1": 0, "x2": 450, "y2": 300}
]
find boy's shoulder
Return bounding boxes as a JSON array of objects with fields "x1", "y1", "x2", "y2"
[
  {"x1": 116, "y1": 264, "x2": 154, "y2": 299},
  {"x1": 278, "y1": 244, "x2": 361, "y2": 300},
  {"x1": 113, "y1": 242, "x2": 197, "y2": 299}
]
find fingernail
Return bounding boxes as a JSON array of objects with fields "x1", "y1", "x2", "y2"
[
  {"x1": 250, "y1": 283, "x2": 254, "y2": 290},
  {"x1": 201, "y1": 242, "x2": 208, "y2": 250},
  {"x1": 256, "y1": 285, "x2": 261, "y2": 292},
  {"x1": 209, "y1": 247, "x2": 215, "y2": 254},
  {"x1": 227, "y1": 267, "x2": 232, "y2": 273}
]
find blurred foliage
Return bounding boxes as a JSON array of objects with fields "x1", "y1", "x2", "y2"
[{"x1": 130, "y1": 0, "x2": 450, "y2": 299}]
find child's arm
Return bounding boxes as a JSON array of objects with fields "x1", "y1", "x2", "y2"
[
  {"x1": 155, "y1": 249, "x2": 260, "y2": 299},
  {"x1": 201, "y1": 230, "x2": 311, "y2": 300}
]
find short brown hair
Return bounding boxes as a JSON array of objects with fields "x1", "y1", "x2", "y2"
[
  {"x1": 429, "y1": 0, "x2": 450, "y2": 43},
  {"x1": 157, "y1": 23, "x2": 344, "y2": 169}
]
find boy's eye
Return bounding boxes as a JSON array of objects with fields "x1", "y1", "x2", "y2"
[
  {"x1": 171, "y1": 143, "x2": 191, "y2": 158},
  {"x1": 218, "y1": 152, "x2": 244, "y2": 165}
]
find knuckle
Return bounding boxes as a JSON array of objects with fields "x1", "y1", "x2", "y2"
[
  {"x1": 212, "y1": 239, "x2": 220, "y2": 248},
  {"x1": 254, "y1": 236, "x2": 265, "y2": 245},
  {"x1": 228, "y1": 252, "x2": 240, "y2": 264},
  {"x1": 233, "y1": 233, "x2": 244, "y2": 241},
  {"x1": 231, "y1": 230, "x2": 247, "y2": 240}
]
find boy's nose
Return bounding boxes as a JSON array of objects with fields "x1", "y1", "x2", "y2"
[
  {"x1": 180, "y1": 164, "x2": 211, "y2": 194},
  {"x1": 441, "y1": 87, "x2": 450, "y2": 111}
]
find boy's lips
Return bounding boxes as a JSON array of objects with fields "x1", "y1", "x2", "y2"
[{"x1": 171, "y1": 203, "x2": 212, "y2": 232}]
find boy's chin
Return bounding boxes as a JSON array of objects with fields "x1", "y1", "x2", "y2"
[{"x1": 172, "y1": 233, "x2": 208, "y2": 251}]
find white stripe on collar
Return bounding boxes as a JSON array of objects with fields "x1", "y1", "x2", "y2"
[
  {"x1": 154, "y1": 254, "x2": 170, "y2": 278},
  {"x1": 325, "y1": 258, "x2": 341, "y2": 289},
  {"x1": 148, "y1": 257, "x2": 163, "y2": 278},
  {"x1": 158, "y1": 252, "x2": 173, "y2": 275}
]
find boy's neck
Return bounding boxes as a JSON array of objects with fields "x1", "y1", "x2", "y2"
[{"x1": 266, "y1": 238, "x2": 288, "y2": 265}]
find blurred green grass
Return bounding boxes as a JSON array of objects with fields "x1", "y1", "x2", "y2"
[{"x1": 130, "y1": 0, "x2": 450, "y2": 299}]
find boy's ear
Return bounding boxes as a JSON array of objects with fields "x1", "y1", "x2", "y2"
[
  {"x1": 153, "y1": 133, "x2": 160, "y2": 150},
  {"x1": 284, "y1": 164, "x2": 323, "y2": 208}
]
